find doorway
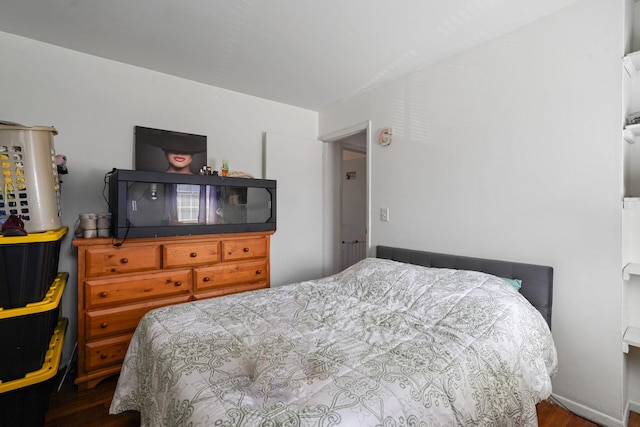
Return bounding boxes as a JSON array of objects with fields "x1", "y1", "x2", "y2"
[
  {"x1": 320, "y1": 122, "x2": 371, "y2": 275},
  {"x1": 340, "y1": 135, "x2": 367, "y2": 270}
]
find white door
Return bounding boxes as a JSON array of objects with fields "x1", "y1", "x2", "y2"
[
  {"x1": 341, "y1": 145, "x2": 367, "y2": 270},
  {"x1": 264, "y1": 132, "x2": 324, "y2": 286}
]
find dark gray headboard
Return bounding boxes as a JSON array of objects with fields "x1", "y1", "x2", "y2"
[{"x1": 376, "y1": 246, "x2": 553, "y2": 329}]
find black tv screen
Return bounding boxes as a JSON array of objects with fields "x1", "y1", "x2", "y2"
[{"x1": 108, "y1": 169, "x2": 277, "y2": 239}]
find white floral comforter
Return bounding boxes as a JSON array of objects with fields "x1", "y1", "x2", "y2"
[{"x1": 110, "y1": 257, "x2": 557, "y2": 426}]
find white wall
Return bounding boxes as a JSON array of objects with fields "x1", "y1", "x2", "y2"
[
  {"x1": 321, "y1": 0, "x2": 624, "y2": 424},
  {"x1": 0, "y1": 31, "x2": 319, "y2": 362}
]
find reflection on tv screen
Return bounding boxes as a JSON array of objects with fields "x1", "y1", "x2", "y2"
[{"x1": 126, "y1": 182, "x2": 271, "y2": 227}]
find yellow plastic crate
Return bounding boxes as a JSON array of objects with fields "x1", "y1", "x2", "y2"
[
  {"x1": 0, "y1": 318, "x2": 67, "y2": 427},
  {"x1": 0, "y1": 273, "x2": 67, "y2": 382},
  {"x1": 0, "y1": 317, "x2": 67, "y2": 392},
  {"x1": 0, "y1": 272, "x2": 67, "y2": 316},
  {"x1": 0, "y1": 226, "x2": 67, "y2": 308},
  {"x1": 0, "y1": 226, "x2": 67, "y2": 245}
]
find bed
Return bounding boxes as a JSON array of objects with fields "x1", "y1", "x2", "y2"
[{"x1": 110, "y1": 246, "x2": 557, "y2": 426}]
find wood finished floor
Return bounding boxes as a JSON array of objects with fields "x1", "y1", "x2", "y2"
[
  {"x1": 43, "y1": 369, "x2": 639, "y2": 427},
  {"x1": 44, "y1": 372, "x2": 139, "y2": 427}
]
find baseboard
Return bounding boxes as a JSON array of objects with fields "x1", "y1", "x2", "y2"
[
  {"x1": 628, "y1": 400, "x2": 640, "y2": 414},
  {"x1": 626, "y1": 400, "x2": 640, "y2": 426},
  {"x1": 550, "y1": 394, "x2": 623, "y2": 427}
]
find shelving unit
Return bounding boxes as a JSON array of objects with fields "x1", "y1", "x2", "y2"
[
  {"x1": 624, "y1": 123, "x2": 640, "y2": 145},
  {"x1": 624, "y1": 263, "x2": 640, "y2": 280},
  {"x1": 624, "y1": 49, "x2": 640, "y2": 354},
  {"x1": 624, "y1": 51, "x2": 640, "y2": 78},
  {"x1": 624, "y1": 327, "x2": 640, "y2": 354},
  {"x1": 624, "y1": 197, "x2": 640, "y2": 209}
]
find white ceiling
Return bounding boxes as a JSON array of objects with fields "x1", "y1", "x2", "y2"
[{"x1": 0, "y1": 0, "x2": 580, "y2": 111}]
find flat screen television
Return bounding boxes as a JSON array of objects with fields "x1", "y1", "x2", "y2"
[{"x1": 108, "y1": 169, "x2": 276, "y2": 239}]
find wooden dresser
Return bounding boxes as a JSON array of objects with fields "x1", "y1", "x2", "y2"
[{"x1": 73, "y1": 231, "x2": 273, "y2": 390}]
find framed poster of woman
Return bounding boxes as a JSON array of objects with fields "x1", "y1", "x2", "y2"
[
  {"x1": 132, "y1": 126, "x2": 210, "y2": 225},
  {"x1": 134, "y1": 126, "x2": 207, "y2": 175}
]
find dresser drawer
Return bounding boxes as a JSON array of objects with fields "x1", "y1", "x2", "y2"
[
  {"x1": 85, "y1": 245, "x2": 161, "y2": 277},
  {"x1": 85, "y1": 334, "x2": 133, "y2": 371},
  {"x1": 194, "y1": 281, "x2": 268, "y2": 300},
  {"x1": 85, "y1": 269, "x2": 192, "y2": 309},
  {"x1": 194, "y1": 259, "x2": 268, "y2": 291},
  {"x1": 163, "y1": 241, "x2": 220, "y2": 268},
  {"x1": 221, "y1": 237, "x2": 267, "y2": 262},
  {"x1": 85, "y1": 295, "x2": 191, "y2": 340}
]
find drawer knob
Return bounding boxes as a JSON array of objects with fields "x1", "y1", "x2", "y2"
[
  {"x1": 243, "y1": 247, "x2": 250, "y2": 253},
  {"x1": 100, "y1": 322, "x2": 108, "y2": 329},
  {"x1": 120, "y1": 258, "x2": 129, "y2": 264},
  {"x1": 256, "y1": 270, "x2": 262, "y2": 275},
  {"x1": 100, "y1": 353, "x2": 108, "y2": 360},
  {"x1": 174, "y1": 281, "x2": 182, "y2": 286},
  {"x1": 190, "y1": 252, "x2": 197, "y2": 258},
  {"x1": 100, "y1": 291, "x2": 108, "y2": 298},
  {"x1": 203, "y1": 277, "x2": 210, "y2": 282}
]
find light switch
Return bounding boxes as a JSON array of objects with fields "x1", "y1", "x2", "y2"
[{"x1": 380, "y1": 207, "x2": 390, "y2": 222}]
